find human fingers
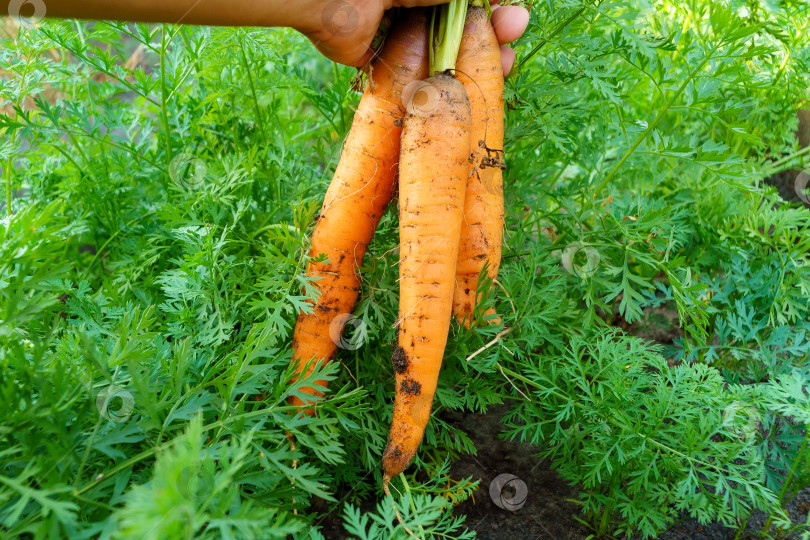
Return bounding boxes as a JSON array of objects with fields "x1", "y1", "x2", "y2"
[
  {"x1": 500, "y1": 44, "x2": 516, "y2": 76},
  {"x1": 490, "y1": 4, "x2": 530, "y2": 45}
]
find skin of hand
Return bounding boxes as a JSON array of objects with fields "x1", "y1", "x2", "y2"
[
  {"x1": 304, "y1": 1, "x2": 530, "y2": 75},
  {"x1": 3, "y1": 0, "x2": 529, "y2": 74}
]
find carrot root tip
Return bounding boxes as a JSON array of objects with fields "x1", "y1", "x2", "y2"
[
  {"x1": 382, "y1": 474, "x2": 392, "y2": 496},
  {"x1": 383, "y1": 475, "x2": 416, "y2": 537}
]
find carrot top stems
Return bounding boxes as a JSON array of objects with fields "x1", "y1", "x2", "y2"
[
  {"x1": 430, "y1": 0, "x2": 490, "y2": 75},
  {"x1": 430, "y1": 0, "x2": 467, "y2": 75}
]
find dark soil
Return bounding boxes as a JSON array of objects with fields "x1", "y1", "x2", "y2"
[
  {"x1": 313, "y1": 299, "x2": 810, "y2": 540},
  {"x1": 446, "y1": 404, "x2": 810, "y2": 540},
  {"x1": 445, "y1": 300, "x2": 809, "y2": 540},
  {"x1": 313, "y1": 399, "x2": 809, "y2": 539},
  {"x1": 765, "y1": 169, "x2": 810, "y2": 209},
  {"x1": 445, "y1": 405, "x2": 589, "y2": 539}
]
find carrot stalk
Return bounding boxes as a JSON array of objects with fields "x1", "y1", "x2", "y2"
[
  {"x1": 289, "y1": 10, "x2": 429, "y2": 413},
  {"x1": 382, "y1": 72, "x2": 472, "y2": 481},
  {"x1": 430, "y1": 0, "x2": 469, "y2": 75},
  {"x1": 452, "y1": 6, "x2": 505, "y2": 326}
]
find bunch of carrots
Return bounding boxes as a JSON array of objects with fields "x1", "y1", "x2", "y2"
[{"x1": 288, "y1": 0, "x2": 506, "y2": 492}]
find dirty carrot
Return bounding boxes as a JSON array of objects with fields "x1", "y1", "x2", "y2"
[
  {"x1": 382, "y1": 72, "x2": 472, "y2": 484},
  {"x1": 453, "y1": 5, "x2": 505, "y2": 326},
  {"x1": 288, "y1": 9, "x2": 429, "y2": 413}
]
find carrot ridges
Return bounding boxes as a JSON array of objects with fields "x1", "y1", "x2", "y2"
[
  {"x1": 288, "y1": 10, "x2": 429, "y2": 413},
  {"x1": 382, "y1": 73, "x2": 472, "y2": 479},
  {"x1": 452, "y1": 6, "x2": 506, "y2": 327}
]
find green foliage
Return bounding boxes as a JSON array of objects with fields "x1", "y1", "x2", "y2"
[
  {"x1": 344, "y1": 468, "x2": 477, "y2": 540},
  {"x1": 504, "y1": 330, "x2": 775, "y2": 538},
  {"x1": 1, "y1": 0, "x2": 809, "y2": 538},
  {"x1": 499, "y1": 0, "x2": 810, "y2": 536}
]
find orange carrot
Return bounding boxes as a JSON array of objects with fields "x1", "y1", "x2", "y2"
[
  {"x1": 289, "y1": 10, "x2": 429, "y2": 413},
  {"x1": 382, "y1": 73, "x2": 472, "y2": 483},
  {"x1": 453, "y1": 6, "x2": 505, "y2": 326}
]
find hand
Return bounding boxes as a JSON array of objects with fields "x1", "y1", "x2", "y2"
[
  {"x1": 489, "y1": 3, "x2": 531, "y2": 76},
  {"x1": 302, "y1": 1, "x2": 530, "y2": 76}
]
